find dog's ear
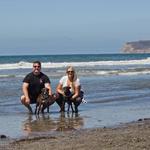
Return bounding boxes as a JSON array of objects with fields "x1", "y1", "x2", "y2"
[
  {"x1": 66, "y1": 86, "x2": 71, "y2": 90},
  {"x1": 63, "y1": 87, "x2": 66, "y2": 90},
  {"x1": 67, "y1": 87, "x2": 71, "y2": 91}
]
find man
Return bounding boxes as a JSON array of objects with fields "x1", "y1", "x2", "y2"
[{"x1": 21, "y1": 61, "x2": 52, "y2": 113}]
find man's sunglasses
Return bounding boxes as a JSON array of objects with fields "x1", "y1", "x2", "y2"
[{"x1": 33, "y1": 65, "x2": 41, "y2": 68}]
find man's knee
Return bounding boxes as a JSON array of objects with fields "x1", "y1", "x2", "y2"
[{"x1": 21, "y1": 95, "x2": 26, "y2": 104}]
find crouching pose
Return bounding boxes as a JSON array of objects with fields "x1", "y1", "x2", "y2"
[
  {"x1": 55, "y1": 66, "x2": 84, "y2": 113},
  {"x1": 35, "y1": 88, "x2": 55, "y2": 114},
  {"x1": 21, "y1": 61, "x2": 53, "y2": 114}
]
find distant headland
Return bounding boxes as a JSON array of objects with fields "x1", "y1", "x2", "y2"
[{"x1": 121, "y1": 40, "x2": 150, "y2": 53}]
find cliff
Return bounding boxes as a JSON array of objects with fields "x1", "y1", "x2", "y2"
[{"x1": 122, "y1": 40, "x2": 150, "y2": 53}]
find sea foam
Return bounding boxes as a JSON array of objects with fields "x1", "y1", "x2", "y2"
[{"x1": 0, "y1": 57, "x2": 150, "y2": 70}]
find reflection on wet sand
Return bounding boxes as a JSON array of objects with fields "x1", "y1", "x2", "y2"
[
  {"x1": 56, "y1": 113, "x2": 84, "y2": 131},
  {"x1": 23, "y1": 114, "x2": 57, "y2": 135},
  {"x1": 23, "y1": 113, "x2": 84, "y2": 136}
]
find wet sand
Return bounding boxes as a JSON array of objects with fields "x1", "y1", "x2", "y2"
[{"x1": 1, "y1": 118, "x2": 150, "y2": 150}]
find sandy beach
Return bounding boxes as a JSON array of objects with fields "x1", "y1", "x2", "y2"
[
  {"x1": 1, "y1": 118, "x2": 150, "y2": 150},
  {"x1": 1, "y1": 54, "x2": 150, "y2": 149}
]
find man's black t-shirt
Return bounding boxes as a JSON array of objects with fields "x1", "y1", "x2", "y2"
[{"x1": 23, "y1": 72, "x2": 50, "y2": 103}]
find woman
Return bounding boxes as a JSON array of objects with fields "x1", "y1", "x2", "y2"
[{"x1": 56, "y1": 66, "x2": 83, "y2": 112}]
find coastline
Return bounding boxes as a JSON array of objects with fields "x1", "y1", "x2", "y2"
[
  {"x1": 1, "y1": 118, "x2": 150, "y2": 150},
  {"x1": 1, "y1": 54, "x2": 150, "y2": 149}
]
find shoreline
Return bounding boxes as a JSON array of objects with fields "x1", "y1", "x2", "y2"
[{"x1": 1, "y1": 118, "x2": 150, "y2": 150}]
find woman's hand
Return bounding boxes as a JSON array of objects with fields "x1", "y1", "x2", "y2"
[{"x1": 70, "y1": 95, "x2": 76, "y2": 101}]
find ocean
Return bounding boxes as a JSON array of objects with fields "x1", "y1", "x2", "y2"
[{"x1": 1, "y1": 53, "x2": 150, "y2": 138}]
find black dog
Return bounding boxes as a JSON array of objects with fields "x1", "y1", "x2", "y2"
[
  {"x1": 56, "y1": 87, "x2": 84, "y2": 113},
  {"x1": 35, "y1": 88, "x2": 55, "y2": 115},
  {"x1": 62, "y1": 86, "x2": 74, "y2": 113}
]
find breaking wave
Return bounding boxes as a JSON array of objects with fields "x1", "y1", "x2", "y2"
[
  {"x1": 0, "y1": 57, "x2": 150, "y2": 78},
  {"x1": 0, "y1": 57, "x2": 150, "y2": 70}
]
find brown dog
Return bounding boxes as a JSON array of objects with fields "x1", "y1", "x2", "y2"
[{"x1": 35, "y1": 88, "x2": 55, "y2": 115}]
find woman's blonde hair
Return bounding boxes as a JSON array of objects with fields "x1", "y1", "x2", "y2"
[{"x1": 66, "y1": 65, "x2": 77, "y2": 81}]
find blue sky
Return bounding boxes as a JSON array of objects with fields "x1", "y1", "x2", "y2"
[{"x1": 0, "y1": 0, "x2": 150, "y2": 55}]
